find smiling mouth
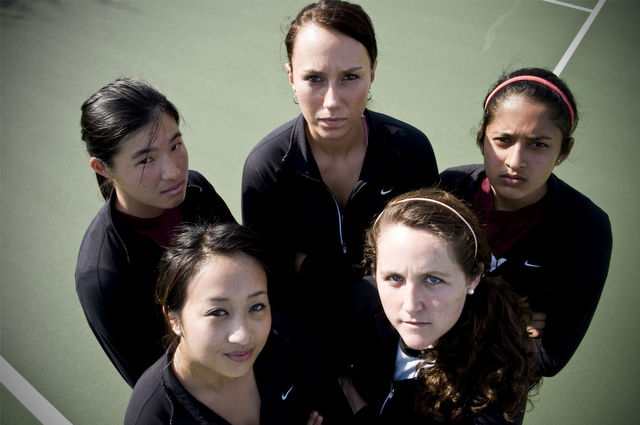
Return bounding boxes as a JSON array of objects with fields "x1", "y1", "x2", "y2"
[{"x1": 226, "y1": 349, "x2": 253, "y2": 362}]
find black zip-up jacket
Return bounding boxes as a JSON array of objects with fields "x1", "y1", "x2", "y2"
[
  {"x1": 124, "y1": 312, "x2": 352, "y2": 425},
  {"x1": 75, "y1": 170, "x2": 235, "y2": 387},
  {"x1": 440, "y1": 164, "x2": 613, "y2": 376},
  {"x1": 241, "y1": 110, "x2": 438, "y2": 316}
]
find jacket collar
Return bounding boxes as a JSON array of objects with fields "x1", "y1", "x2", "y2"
[{"x1": 281, "y1": 110, "x2": 401, "y2": 182}]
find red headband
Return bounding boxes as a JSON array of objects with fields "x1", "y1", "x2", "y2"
[{"x1": 484, "y1": 75, "x2": 576, "y2": 132}]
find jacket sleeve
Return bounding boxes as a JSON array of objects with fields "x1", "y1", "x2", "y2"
[
  {"x1": 533, "y1": 210, "x2": 613, "y2": 376},
  {"x1": 76, "y1": 257, "x2": 165, "y2": 387}
]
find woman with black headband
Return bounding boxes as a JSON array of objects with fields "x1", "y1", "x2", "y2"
[{"x1": 440, "y1": 68, "x2": 613, "y2": 377}]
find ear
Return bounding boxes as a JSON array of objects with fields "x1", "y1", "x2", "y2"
[
  {"x1": 555, "y1": 137, "x2": 575, "y2": 166},
  {"x1": 167, "y1": 311, "x2": 182, "y2": 337},
  {"x1": 370, "y1": 59, "x2": 378, "y2": 85},
  {"x1": 89, "y1": 157, "x2": 111, "y2": 179},
  {"x1": 285, "y1": 62, "x2": 295, "y2": 88},
  {"x1": 468, "y1": 264, "x2": 484, "y2": 291}
]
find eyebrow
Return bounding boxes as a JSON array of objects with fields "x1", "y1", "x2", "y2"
[
  {"x1": 491, "y1": 130, "x2": 553, "y2": 141},
  {"x1": 300, "y1": 66, "x2": 364, "y2": 75},
  {"x1": 207, "y1": 290, "x2": 268, "y2": 303},
  {"x1": 130, "y1": 131, "x2": 182, "y2": 159}
]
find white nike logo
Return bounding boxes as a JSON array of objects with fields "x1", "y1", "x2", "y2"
[
  {"x1": 282, "y1": 385, "x2": 294, "y2": 400},
  {"x1": 381, "y1": 188, "x2": 393, "y2": 195},
  {"x1": 524, "y1": 260, "x2": 541, "y2": 268}
]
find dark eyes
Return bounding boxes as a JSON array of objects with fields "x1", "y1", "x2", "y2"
[
  {"x1": 305, "y1": 74, "x2": 359, "y2": 83},
  {"x1": 206, "y1": 303, "x2": 267, "y2": 317},
  {"x1": 249, "y1": 303, "x2": 267, "y2": 313}
]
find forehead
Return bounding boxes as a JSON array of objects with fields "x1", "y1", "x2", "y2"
[
  {"x1": 488, "y1": 96, "x2": 561, "y2": 132},
  {"x1": 291, "y1": 23, "x2": 369, "y2": 63},
  {"x1": 119, "y1": 114, "x2": 178, "y2": 152},
  {"x1": 186, "y1": 254, "x2": 267, "y2": 301}
]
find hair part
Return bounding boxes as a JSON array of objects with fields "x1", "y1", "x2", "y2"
[
  {"x1": 80, "y1": 78, "x2": 181, "y2": 200},
  {"x1": 155, "y1": 222, "x2": 271, "y2": 348},
  {"x1": 477, "y1": 67, "x2": 578, "y2": 157},
  {"x1": 364, "y1": 188, "x2": 540, "y2": 422},
  {"x1": 285, "y1": 0, "x2": 377, "y2": 69}
]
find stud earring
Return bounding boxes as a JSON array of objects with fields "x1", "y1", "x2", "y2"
[{"x1": 467, "y1": 288, "x2": 475, "y2": 295}]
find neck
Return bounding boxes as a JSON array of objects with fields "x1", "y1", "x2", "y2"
[{"x1": 306, "y1": 120, "x2": 366, "y2": 158}]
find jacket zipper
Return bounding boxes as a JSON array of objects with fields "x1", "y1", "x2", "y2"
[
  {"x1": 380, "y1": 382, "x2": 395, "y2": 415},
  {"x1": 299, "y1": 173, "x2": 347, "y2": 254}
]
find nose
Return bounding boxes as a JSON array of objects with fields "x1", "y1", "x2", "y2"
[
  {"x1": 323, "y1": 83, "x2": 341, "y2": 109},
  {"x1": 505, "y1": 142, "x2": 526, "y2": 170},
  {"x1": 402, "y1": 281, "x2": 423, "y2": 315},
  {"x1": 228, "y1": 317, "x2": 250, "y2": 345},
  {"x1": 161, "y1": 156, "x2": 181, "y2": 181}
]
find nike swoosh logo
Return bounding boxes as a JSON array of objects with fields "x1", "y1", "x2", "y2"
[
  {"x1": 282, "y1": 385, "x2": 294, "y2": 400},
  {"x1": 524, "y1": 260, "x2": 541, "y2": 268},
  {"x1": 381, "y1": 188, "x2": 393, "y2": 195}
]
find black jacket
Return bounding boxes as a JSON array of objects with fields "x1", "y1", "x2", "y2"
[
  {"x1": 75, "y1": 170, "x2": 235, "y2": 387},
  {"x1": 241, "y1": 110, "x2": 438, "y2": 316},
  {"x1": 440, "y1": 164, "x2": 613, "y2": 376},
  {"x1": 124, "y1": 312, "x2": 352, "y2": 425}
]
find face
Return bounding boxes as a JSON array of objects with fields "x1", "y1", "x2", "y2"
[
  {"x1": 93, "y1": 114, "x2": 189, "y2": 218},
  {"x1": 286, "y1": 24, "x2": 376, "y2": 144},
  {"x1": 481, "y1": 96, "x2": 573, "y2": 211},
  {"x1": 170, "y1": 253, "x2": 271, "y2": 385},
  {"x1": 375, "y1": 224, "x2": 479, "y2": 350}
]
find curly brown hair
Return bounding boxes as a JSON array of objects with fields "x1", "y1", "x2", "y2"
[{"x1": 364, "y1": 188, "x2": 540, "y2": 423}]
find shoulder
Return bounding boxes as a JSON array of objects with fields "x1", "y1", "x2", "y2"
[
  {"x1": 125, "y1": 356, "x2": 171, "y2": 425},
  {"x1": 440, "y1": 164, "x2": 483, "y2": 183},
  {"x1": 551, "y1": 175, "x2": 611, "y2": 234},
  {"x1": 244, "y1": 116, "x2": 300, "y2": 169},
  {"x1": 75, "y1": 201, "x2": 126, "y2": 287},
  {"x1": 368, "y1": 110, "x2": 432, "y2": 148},
  {"x1": 439, "y1": 165, "x2": 484, "y2": 200}
]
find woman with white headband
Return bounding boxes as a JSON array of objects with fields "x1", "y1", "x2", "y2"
[
  {"x1": 337, "y1": 188, "x2": 539, "y2": 424},
  {"x1": 440, "y1": 68, "x2": 613, "y2": 377}
]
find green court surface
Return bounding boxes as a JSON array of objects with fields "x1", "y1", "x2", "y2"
[{"x1": 1, "y1": 1, "x2": 639, "y2": 424}]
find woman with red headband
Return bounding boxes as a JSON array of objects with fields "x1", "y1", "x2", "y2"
[{"x1": 440, "y1": 68, "x2": 613, "y2": 377}]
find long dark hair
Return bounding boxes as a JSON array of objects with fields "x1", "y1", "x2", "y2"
[
  {"x1": 364, "y1": 188, "x2": 540, "y2": 423},
  {"x1": 80, "y1": 78, "x2": 180, "y2": 200}
]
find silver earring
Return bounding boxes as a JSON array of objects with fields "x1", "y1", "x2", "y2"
[
  {"x1": 367, "y1": 90, "x2": 372, "y2": 101},
  {"x1": 467, "y1": 288, "x2": 475, "y2": 295},
  {"x1": 293, "y1": 90, "x2": 299, "y2": 105}
]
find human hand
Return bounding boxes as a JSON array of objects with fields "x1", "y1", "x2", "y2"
[
  {"x1": 527, "y1": 312, "x2": 547, "y2": 338},
  {"x1": 306, "y1": 411, "x2": 323, "y2": 425},
  {"x1": 338, "y1": 376, "x2": 368, "y2": 415}
]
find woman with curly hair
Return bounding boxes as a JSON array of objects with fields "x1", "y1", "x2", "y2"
[{"x1": 338, "y1": 188, "x2": 539, "y2": 424}]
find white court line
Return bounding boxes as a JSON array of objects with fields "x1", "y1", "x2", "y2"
[
  {"x1": 0, "y1": 355, "x2": 72, "y2": 425},
  {"x1": 552, "y1": 0, "x2": 607, "y2": 76},
  {"x1": 543, "y1": 0, "x2": 594, "y2": 13}
]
